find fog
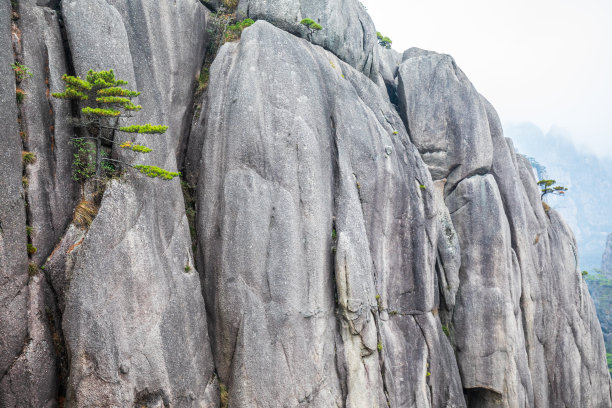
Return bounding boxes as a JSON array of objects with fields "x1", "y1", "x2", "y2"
[{"x1": 361, "y1": 0, "x2": 612, "y2": 158}]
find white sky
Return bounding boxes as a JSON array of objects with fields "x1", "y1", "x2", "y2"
[{"x1": 361, "y1": 0, "x2": 612, "y2": 158}]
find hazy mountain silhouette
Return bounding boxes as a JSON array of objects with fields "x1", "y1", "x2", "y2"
[{"x1": 504, "y1": 122, "x2": 612, "y2": 270}]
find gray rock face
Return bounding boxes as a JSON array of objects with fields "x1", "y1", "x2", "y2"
[
  {"x1": 52, "y1": 0, "x2": 217, "y2": 405},
  {"x1": 0, "y1": 0, "x2": 30, "y2": 404},
  {"x1": 377, "y1": 46, "x2": 401, "y2": 104},
  {"x1": 397, "y1": 47, "x2": 612, "y2": 406},
  {"x1": 398, "y1": 48, "x2": 492, "y2": 192},
  {"x1": 2, "y1": 0, "x2": 611, "y2": 405},
  {"x1": 237, "y1": 0, "x2": 382, "y2": 83},
  {"x1": 17, "y1": 0, "x2": 79, "y2": 265},
  {"x1": 195, "y1": 20, "x2": 465, "y2": 407},
  {"x1": 603, "y1": 233, "x2": 612, "y2": 275}
]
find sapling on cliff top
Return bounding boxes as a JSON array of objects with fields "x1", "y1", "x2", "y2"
[
  {"x1": 52, "y1": 69, "x2": 179, "y2": 185},
  {"x1": 537, "y1": 179, "x2": 568, "y2": 200},
  {"x1": 300, "y1": 18, "x2": 322, "y2": 42}
]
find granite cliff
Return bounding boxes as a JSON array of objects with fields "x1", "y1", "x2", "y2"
[{"x1": 1, "y1": 0, "x2": 610, "y2": 407}]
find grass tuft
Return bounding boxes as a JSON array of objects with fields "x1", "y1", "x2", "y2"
[
  {"x1": 22, "y1": 151, "x2": 36, "y2": 165},
  {"x1": 28, "y1": 262, "x2": 39, "y2": 276},
  {"x1": 73, "y1": 200, "x2": 98, "y2": 229}
]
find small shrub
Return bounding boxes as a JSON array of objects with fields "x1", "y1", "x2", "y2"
[
  {"x1": 26, "y1": 225, "x2": 33, "y2": 237},
  {"x1": 582, "y1": 270, "x2": 589, "y2": 276},
  {"x1": 442, "y1": 325, "x2": 450, "y2": 337},
  {"x1": 16, "y1": 88, "x2": 26, "y2": 104},
  {"x1": 377, "y1": 342, "x2": 383, "y2": 352},
  {"x1": 225, "y1": 18, "x2": 255, "y2": 42},
  {"x1": 22, "y1": 176, "x2": 29, "y2": 188},
  {"x1": 22, "y1": 151, "x2": 36, "y2": 165},
  {"x1": 392, "y1": 131, "x2": 398, "y2": 135},
  {"x1": 300, "y1": 18, "x2": 322, "y2": 41},
  {"x1": 20, "y1": 131, "x2": 27, "y2": 141},
  {"x1": 73, "y1": 200, "x2": 98, "y2": 229},
  {"x1": 419, "y1": 184, "x2": 426, "y2": 190},
  {"x1": 184, "y1": 264, "x2": 192, "y2": 273},
  {"x1": 27, "y1": 243, "x2": 37, "y2": 255},
  {"x1": 222, "y1": 0, "x2": 238, "y2": 9},
  {"x1": 11, "y1": 62, "x2": 32, "y2": 81},
  {"x1": 28, "y1": 262, "x2": 39, "y2": 277},
  {"x1": 542, "y1": 202, "x2": 551, "y2": 213},
  {"x1": 377, "y1": 32, "x2": 392, "y2": 49}
]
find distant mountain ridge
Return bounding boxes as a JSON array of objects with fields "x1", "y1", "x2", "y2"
[{"x1": 504, "y1": 122, "x2": 612, "y2": 270}]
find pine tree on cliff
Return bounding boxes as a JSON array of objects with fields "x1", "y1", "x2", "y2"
[{"x1": 52, "y1": 69, "x2": 179, "y2": 184}]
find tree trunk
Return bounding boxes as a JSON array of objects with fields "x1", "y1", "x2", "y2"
[{"x1": 95, "y1": 134, "x2": 101, "y2": 190}]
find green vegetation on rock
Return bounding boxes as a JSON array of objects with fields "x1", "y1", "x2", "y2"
[
  {"x1": 301, "y1": 18, "x2": 322, "y2": 41},
  {"x1": 537, "y1": 179, "x2": 568, "y2": 199},
  {"x1": 377, "y1": 31, "x2": 392, "y2": 49},
  {"x1": 585, "y1": 271, "x2": 612, "y2": 375},
  {"x1": 11, "y1": 61, "x2": 32, "y2": 81},
  {"x1": 51, "y1": 69, "x2": 178, "y2": 184},
  {"x1": 225, "y1": 18, "x2": 255, "y2": 42}
]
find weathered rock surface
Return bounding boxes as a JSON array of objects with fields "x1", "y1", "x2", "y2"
[
  {"x1": 237, "y1": 0, "x2": 382, "y2": 83},
  {"x1": 1, "y1": 0, "x2": 611, "y2": 406},
  {"x1": 377, "y1": 46, "x2": 401, "y2": 105},
  {"x1": 398, "y1": 48, "x2": 492, "y2": 193},
  {"x1": 397, "y1": 47, "x2": 612, "y2": 407},
  {"x1": 46, "y1": 0, "x2": 217, "y2": 405},
  {"x1": 195, "y1": 20, "x2": 465, "y2": 407},
  {"x1": 17, "y1": 0, "x2": 78, "y2": 266},
  {"x1": 0, "y1": 0, "x2": 30, "y2": 404}
]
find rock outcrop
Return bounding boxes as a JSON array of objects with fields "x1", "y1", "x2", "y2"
[
  {"x1": 1, "y1": 0, "x2": 610, "y2": 407},
  {"x1": 237, "y1": 0, "x2": 382, "y2": 83},
  {"x1": 194, "y1": 21, "x2": 465, "y2": 406},
  {"x1": 53, "y1": 0, "x2": 217, "y2": 406},
  {"x1": 396, "y1": 47, "x2": 611, "y2": 407}
]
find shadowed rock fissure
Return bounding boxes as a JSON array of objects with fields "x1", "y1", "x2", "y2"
[{"x1": 45, "y1": 0, "x2": 75, "y2": 400}]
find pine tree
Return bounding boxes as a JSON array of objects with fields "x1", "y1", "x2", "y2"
[
  {"x1": 52, "y1": 69, "x2": 179, "y2": 184},
  {"x1": 376, "y1": 32, "x2": 392, "y2": 49},
  {"x1": 537, "y1": 179, "x2": 568, "y2": 199},
  {"x1": 300, "y1": 18, "x2": 322, "y2": 42}
]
